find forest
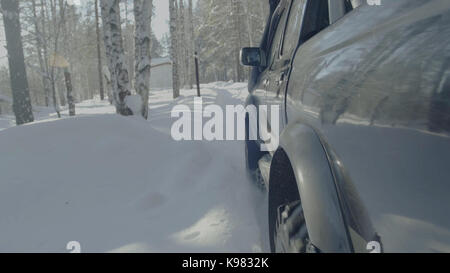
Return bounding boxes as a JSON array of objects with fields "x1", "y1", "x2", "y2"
[{"x1": 0, "y1": 0, "x2": 268, "y2": 124}]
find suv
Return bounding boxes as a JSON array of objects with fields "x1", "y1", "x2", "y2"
[{"x1": 241, "y1": 0, "x2": 450, "y2": 253}]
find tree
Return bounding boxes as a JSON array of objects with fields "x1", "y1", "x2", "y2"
[
  {"x1": 31, "y1": 0, "x2": 51, "y2": 107},
  {"x1": 169, "y1": 0, "x2": 180, "y2": 99},
  {"x1": 178, "y1": 0, "x2": 186, "y2": 87},
  {"x1": 40, "y1": 0, "x2": 52, "y2": 105},
  {"x1": 134, "y1": 0, "x2": 152, "y2": 119},
  {"x1": 100, "y1": 0, "x2": 132, "y2": 115},
  {"x1": 122, "y1": 0, "x2": 135, "y2": 90},
  {"x1": 194, "y1": 0, "x2": 268, "y2": 83},
  {"x1": 95, "y1": 0, "x2": 105, "y2": 100},
  {"x1": 1, "y1": 0, "x2": 34, "y2": 125},
  {"x1": 58, "y1": 0, "x2": 75, "y2": 116},
  {"x1": 187, "y1": 0, "x2": 195, "y2": 89},
  {"x1": 230, "y1": 0, "x2": 243, "y2": 82}
]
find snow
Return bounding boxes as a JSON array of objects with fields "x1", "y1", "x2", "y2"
[
  {"x1": 0, "y1": 82, "x2": 268, "y2": 253},
  {"x1": 125, "y1": 94, "x2": 142, "y2": 115}
]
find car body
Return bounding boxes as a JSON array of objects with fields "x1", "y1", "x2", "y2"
[{"x1": 241, "y1": 0, "x2": 450, "y2": 252}]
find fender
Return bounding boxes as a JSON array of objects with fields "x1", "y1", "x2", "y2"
[{"x1": 277, "y1": 122, "x2": 353, "y2": 252}]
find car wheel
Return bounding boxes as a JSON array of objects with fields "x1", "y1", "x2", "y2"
[
  {"x1": 271, "y1": 200, "x2": 317, "y2": 252},
  {"x1": 268, "y1": 150, "x2": 318, "y2": 253}
]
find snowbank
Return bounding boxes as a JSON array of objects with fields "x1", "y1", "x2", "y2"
[{"x1": 0, "y1": 83, "x2": 267, "y2": 253}]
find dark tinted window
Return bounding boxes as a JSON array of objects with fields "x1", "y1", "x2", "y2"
[
  {"x1": 299, "y1": 0, "x2": 329, "y2": 43},
  {"x1": 280, "y1": 0, "x2": 306, "y2": 58},
  {"x1": 266, "y1": 1, "x2": 289, "y2": 66}
]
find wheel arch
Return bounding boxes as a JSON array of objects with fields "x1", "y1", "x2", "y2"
[{"x1": 270, "y1": 122, "x2": 353, "y2": 252}]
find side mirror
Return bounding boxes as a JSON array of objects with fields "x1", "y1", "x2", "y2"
[{"x1": 240, "y1": 47, "x2": 267, "y2": 68}]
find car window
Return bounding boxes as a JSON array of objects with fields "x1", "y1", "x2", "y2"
[
  {"x1": 266, "y1": 1, "x2": 289, "y2": 67},
  {"x1": 280, "y1": 0, "x2": 306, "y2": 58},
  {"x1": 299, "y1": 0, "x2": 329, "y2": 44}
]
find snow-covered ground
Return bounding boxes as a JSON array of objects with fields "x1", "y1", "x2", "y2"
[{"x1": 0, "y1": 82, "x2": 269, "y2": 253}]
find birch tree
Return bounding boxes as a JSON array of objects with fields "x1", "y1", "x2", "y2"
[
  {"x1": 169, "y1": 0, "x2": 180, "y2": 98},
  {"x1": 100, "y1": 1, "x2": 117, "y2": 104},
  {"x1": 134, "y1": 0, "x2": 152, "y2": 119},
  {"x1": 100, "y1": 0, "x2": 132, "y2": 116},
  {"x1": 1, "y1": 0, "x2": 34, "y2": 125}
]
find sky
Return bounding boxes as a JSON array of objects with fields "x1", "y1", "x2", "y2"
[
  {"x1": 153, "y1": 0, "x2": 171, "y2": 40},
  {"x1": 69, "y1": 0, "x2": 173, "y2": 40},
  {"x1": 153, "y1": 0, "x2": 198, "y2": 39}
]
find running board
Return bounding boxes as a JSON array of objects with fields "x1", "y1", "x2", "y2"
[{"x1": 257, "y1": 154, "x2": 272, "y2": 188}]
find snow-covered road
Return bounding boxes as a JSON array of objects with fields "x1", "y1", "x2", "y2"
[{"x1": 0, "y1": 82, "x2": 269, "y2": 253}]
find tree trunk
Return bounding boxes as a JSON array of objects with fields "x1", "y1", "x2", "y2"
[
  {"x1": 49, "y1": 0, "x2": 61, "y2": 117},
  {"x1": 1, "y1": 0, "x2": 34, "y2": 125},
  {"x1": 244, "y1": 0, "x2": 254, "y2": 47},
  {"x1": 188, "y1": 0, "x2": 195, "y2": 89},
  {"x1": 100, "y1": 0, "x2": 117, "y2": 104},
  {"x1": 31, "y1": 0, "x2": 51, "y2": 107},
  {"x1": 59, "y1": 0, "x2": 72, "y2": 108},
  {"x1": 134, "y1": 0, "x2": 152, "y2": 119},
  {"x1": 94, "y1": 0, "x2": 105, "y2": 100},
  {"x1": 40, "y1": 0, "x2": 52, "y2": 106},
  {"x1": 231, "y1": 0, "x2": 243, "y2": 82},
  {"x1": 64, "y1": 68, "x2": 75, "y2": 116},
  {"x1": 58, "y1": 72, "x2": 66, "y2": 106},
  {"x1": 124, "y1": 1, "x2": 135, "y2": 90},
  {"x1": 169, "y1": 0, "x2": 180, "y2": 99},
  {"x1": 100, "y1": 0, "x2": 132, "y2": 115},
  {"x1": 178, "y1": 0, "x2": 187, "y2": 88}
]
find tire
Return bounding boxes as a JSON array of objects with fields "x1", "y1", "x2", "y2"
[
  {"x1": 268, "y1": 149, "x2": 317, "y2": 253},
  {"x1": 270, "y1": 200, "x2": 313, "y2": 252}
]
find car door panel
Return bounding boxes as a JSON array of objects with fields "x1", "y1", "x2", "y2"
[{"x1": 265, "y1": 0, "x2": 308, "y2": 151}]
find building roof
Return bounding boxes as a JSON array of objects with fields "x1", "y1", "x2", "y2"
[{"x1": 151, "y1": 57, "x2": 172, "y2": 68}]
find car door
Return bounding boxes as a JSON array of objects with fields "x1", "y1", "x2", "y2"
[
  {"x1": 265, "y1": 0, "x2": 307, "y2": 152},
  {"x1": 250, "y1": 0, "x2": 288, "y2": 111},
  {"x1": 253, "y1": 0, "x2": 290, "y2": 151}
]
